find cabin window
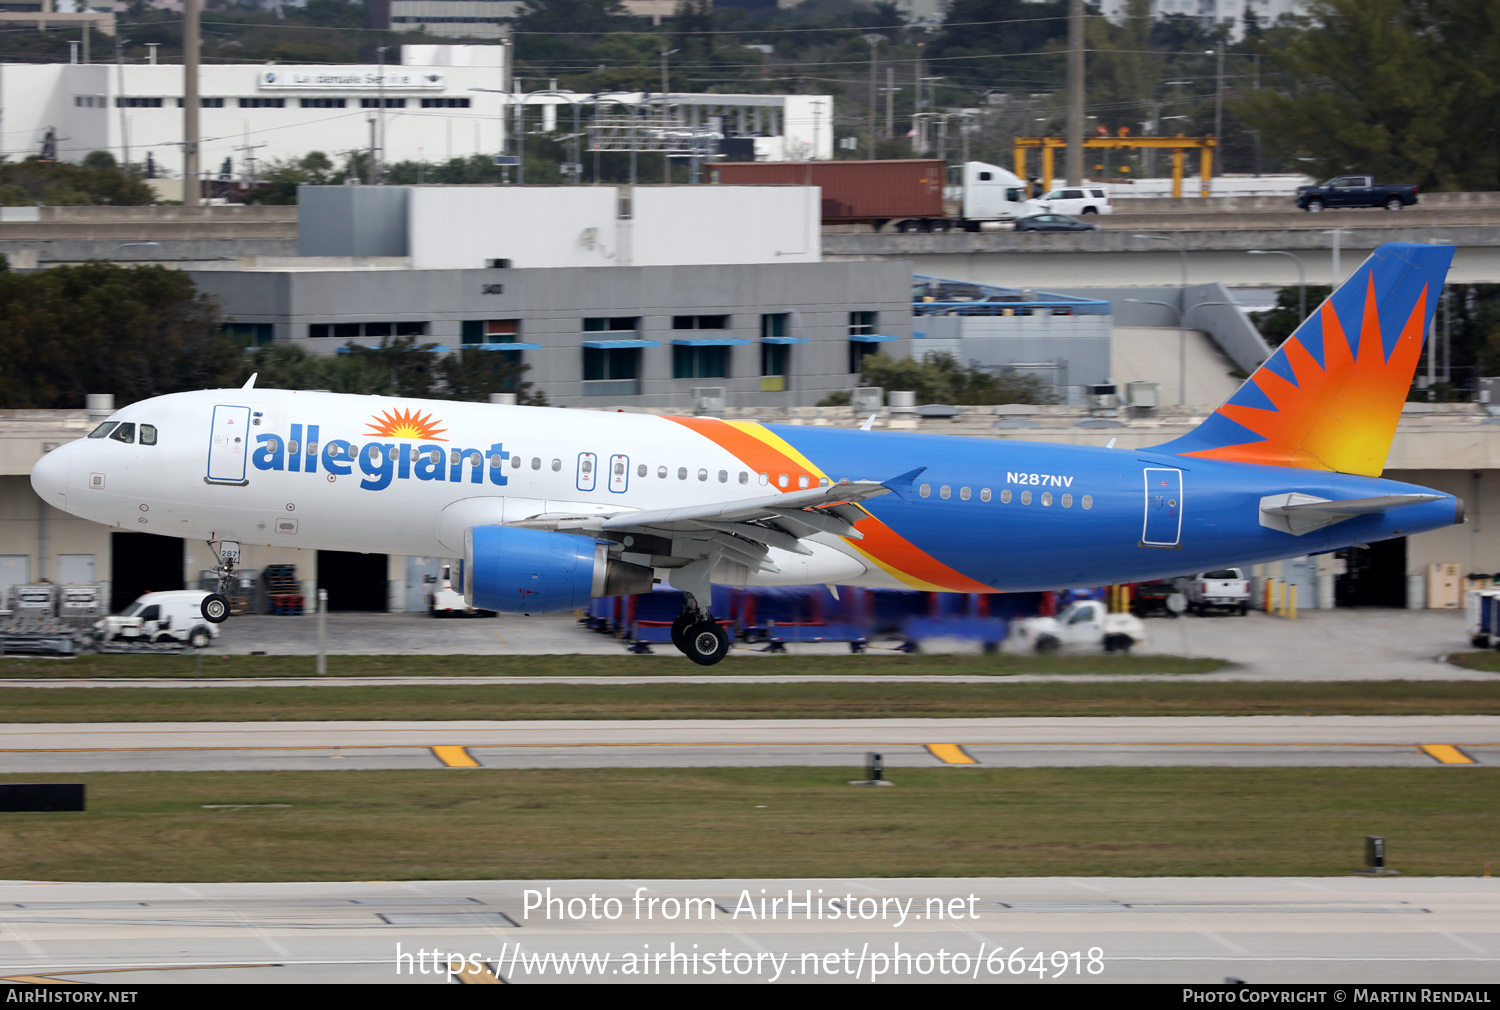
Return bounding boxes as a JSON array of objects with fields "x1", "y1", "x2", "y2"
[
  {"x1": 1021, "y1": 491, "x2": 1032, "y2": 505},
  {"x1": 1000, "y1": 489, "x2": 1011, "y2": 503},
  {"x1": 980, "y1": 488, "x2": 991, "y2": 502},
  {"x1": 678, "y1": 467, "x2": 688, "y2": 480},
  {"x1": 551, "y1": 459, "x2": 561, "y2": 472},
  {"x1": 1041, "y1": 492, "x2": 1052, "y2": 506},
  {"x1": 1082, "y1": 495, "x2": 1093, "y2": 509},
  {"x1": 1062, "y1": 493, "x2": 1073, "y2": 508},
  {"x1": 959, "y1": 486, "x2": 971, "y2": 501},
  {"x1": 919, "y1": 484, "x2": 931, "y2": 498},
  {"x1": 697, "y1": 468, "x2": 708, "y2": 481},
  {"x1": 659, "y1": 466, "x2": 668, "y2": 478},
  {"x1": 798, "y1": 475, "x2": 810, "y2": 489},
  {"x1": 511, "y1": 455, "x2": 521, "y2": 468},
  {"x1": 777, "y1": 474, "x2": 789, "y2": 488},
  {"x1": 940, "y1": 485, "x2": 951, "y2": 499},
  {"x1": 531, "y1": 457, "x2": 541, "y2": 470},
  {"x1": 718, "y1": 470, "x2": 728, "y2": 483},
  {"x1": 759, "y1": 472, "x2": 769, "y2": 486},
  {"x1": 637, "y1": 464, "x2": 647, "y2": 478}
]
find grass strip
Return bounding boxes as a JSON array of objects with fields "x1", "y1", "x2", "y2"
[
  {"x1": 1447, "y1": 651, "x2": 1500, "y2": 672},
  {"x1": 0, "y1": 767, "x2": 1493, "y2": 881},
  {"x1": 0, "y1": 680, "x2": 1498, "y2": 722},
  {"x1": 0, "y1": 652, "x2": 1225, "y2": 679}
]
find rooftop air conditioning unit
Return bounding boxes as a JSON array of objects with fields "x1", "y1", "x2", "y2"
[{"x1": 851, "y1": 387, "x2": 884, "y2": 412}]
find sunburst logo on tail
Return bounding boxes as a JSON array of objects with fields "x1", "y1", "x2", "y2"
[
  {"x1": 365, "y1": 408, "x2": 448, "y2": 442},
  {"x1": 1149, "y1": 242, "x2": 1452, "y2": 477}
]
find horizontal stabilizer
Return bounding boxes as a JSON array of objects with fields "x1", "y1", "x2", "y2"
[{"x1": 1258, "y1": 492, "x2": 1442, "y2": 536}]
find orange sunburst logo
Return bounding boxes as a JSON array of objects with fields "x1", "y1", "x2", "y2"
[
  {"x1": 1187, "y1": 275, "x2": 1428, "y2": 477},
  {"x1": 365, "y1": 408, "x2": 448, "y2": 442}
]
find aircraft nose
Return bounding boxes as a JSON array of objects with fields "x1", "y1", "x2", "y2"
[{"x1": 30, "y1": 444, "x2": 69, "y2": 510}]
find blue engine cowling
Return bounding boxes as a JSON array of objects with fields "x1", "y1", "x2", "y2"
[{"x1": 462, "y1": 526, "x2": 653, "y2": 613}]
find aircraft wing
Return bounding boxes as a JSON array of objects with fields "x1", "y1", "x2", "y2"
[
  {"x1": 510, "y1": 474, "x2": 910, "y2": 575},
  {"x1": 1259, "y1": 492, "x2": 1444, "y2": 536}
]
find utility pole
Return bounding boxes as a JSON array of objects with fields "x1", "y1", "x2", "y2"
[
  {"x1": 885, "y1": 66, "x2": 894, "y2": 139},
  {"x1": 660, "y1": 47, "x2": 674, "y2": 182},
  {"x1": 1066, "y1": 0, "x2": 1084, "y2": 185},
  {"x1": 1213, "y1": 43, "x2": 1224, "y2": 175},
  {"x1": 863, "y1": 34, "x2": 882, "y2": 155},
  {"x1": 183, "y1": 0, "x2": 200, "y2": 207},
  {"x1": 115, "y1": 35, "x2": 130, "y2": 173},
  {"x1": 375, "y1": 45, "x2": 388, "y2": 185},
  {"x1": 913, "y1": 41, "x2": 924, "y2": 154}
]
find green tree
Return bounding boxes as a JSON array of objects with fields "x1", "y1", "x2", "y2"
[
  {"x1": 1251, "y1": 284, "x2": 1333, "y2": 347},
  {"x1": 0, "y1": 155, "x2": 157, "y2": 206},
  {"x1": 244, "y1": 340, "x2": 546, "y2": 404},
  {"x1": 437, "y1": 349, "x2": 547, "y2": 405},
  {"x1": 1236, "y1": 0, "x2": 1500, "y2": 191},
  {"x1": 824, "y1": 351, "x2": 1055, "y2": 405},
  {"x1": 0, "y1": 263, "x2": 234, "y2": 408}
]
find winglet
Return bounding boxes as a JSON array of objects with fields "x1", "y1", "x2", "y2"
[
  {"x1": 881, "y1": 466, "x2": 927, "y2": 501},
  {"x1": 241, "y1": 373, "x2": 258, "y2": 390}
]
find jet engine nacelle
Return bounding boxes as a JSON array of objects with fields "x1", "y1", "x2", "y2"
[{"x1": 462, "y1": 525, "x2": 653, "y2": 613}]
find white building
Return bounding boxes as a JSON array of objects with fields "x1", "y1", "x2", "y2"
[
  {"x1": 1092, "y1": 0, "x2": 1309, "y2": 39},
  {"x1": 2, "y1": 45, "x2": 510, "y2": 179},
  {"x1": 0, "y1": 44, "x2": 833, "y2": 181}
]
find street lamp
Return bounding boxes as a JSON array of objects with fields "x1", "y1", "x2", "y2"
[
  {"x1": 1125, "y1": 298, "x2": 1234, "y2": 406},
  {"x1": 1248, "y1": 249, "x2": 1306, "y2": 324},
  {"x1": 1320, "y1": 228, "x2": 1354, "y2": 285},
  {"x1": 1132, "y1": 233, "x2": 1189, "y2": 404}
]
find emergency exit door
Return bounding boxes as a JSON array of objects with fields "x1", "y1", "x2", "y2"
[
  {"x1": 206, "y1": 404, "x2": 251, "y2": 484},
  {"x1": 1141, "y1": 467, "x2": 1183, "y2": 548}
]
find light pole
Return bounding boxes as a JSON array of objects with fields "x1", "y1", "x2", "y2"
[
  {"x1": 1248, "y1": 249, "x2": 1306, "y2": 324},
  {"x1": 862, "y1": 34, "x2": 883, "y2": 156},
  {"x1": 1124, "y1": 298, "x2": 1233, "y2": 407},
  {"x1": 1133, "y1": 233, "x2": 1189, "y2": 404},
  {"x1": 1321, "y1": 228, "x2": 1353, "y2": 285}
]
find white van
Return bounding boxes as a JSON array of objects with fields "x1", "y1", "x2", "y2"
[
  {"x1": 425, "y1": 565, "x2": 495, "y2": 618},
  {"x1": 1035, "y1": 185, "x2": 1113, "y2": 216},
  {"x1": 96, "y1": 591, "x2": 220, "y2": 648}
]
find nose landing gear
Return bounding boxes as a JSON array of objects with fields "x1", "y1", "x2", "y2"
[{"x1": 201, "y1": 539, "x2": 240, "y2": 625}]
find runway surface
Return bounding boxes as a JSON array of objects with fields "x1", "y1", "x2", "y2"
[
  {"x1": 1, "y1": 717, "x2": 1495, "y2": 771},
  {"x1": 0, "y1": 877, "x2": 1495, "y2": 984}
]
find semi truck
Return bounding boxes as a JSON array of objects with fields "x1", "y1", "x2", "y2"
[{"x1": 710, "y1": 159, "x2": 1042, "y2": 232}]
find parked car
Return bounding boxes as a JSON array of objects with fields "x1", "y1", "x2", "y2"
[
  {"x1": 95, "y1": 591, "x2": 219, "y2": 647},
  {"x1": 1182, "y1": 568, "x2": 1251, "y2": 615},
  {"x1": 1294, "y1": 176, "x2": 1419, "y2": 212},
  {"x1": 1009, "y1": 600, "x2": 1146, "y2": 654},
  {"x1": 1130, "y1": 579, "x2": 1188, "y2": 618},
  {"x1": 1034, "y1": 186, "x2": 1113, "y2": 216},
  {"x1": 1013, "y1": 213, "x2": 1101, "y2": 233}
]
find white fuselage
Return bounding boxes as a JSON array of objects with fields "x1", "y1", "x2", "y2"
[{"x1": 30, "y1": 388, "x2": 884, "y2": 589}]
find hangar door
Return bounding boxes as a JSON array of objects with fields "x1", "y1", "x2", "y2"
[{"x1": 317, "y1": 550, "x2": 388, "y2": 611}]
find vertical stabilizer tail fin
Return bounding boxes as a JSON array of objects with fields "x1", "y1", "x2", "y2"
[{"x1": 1148, "y1": 242, "x2": 1454, "y2": 476}]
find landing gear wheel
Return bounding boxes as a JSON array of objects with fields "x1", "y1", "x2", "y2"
[
  {"x1": 189, "y1": 627, "x2": 212, "y2": 649},
  {"x1": 201, "y1": 594, "x2": 230, "y2": 624},
  {"x1": 670, "y1": 613, "x2": 695, "y2": 653},
  {"x1": 682, "y1": 621, "x2": 730, "y2": 666}
]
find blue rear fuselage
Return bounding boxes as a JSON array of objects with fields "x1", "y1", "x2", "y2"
[{"x1": 773, "y1": 425, "x2": 1458, "y2": 591}]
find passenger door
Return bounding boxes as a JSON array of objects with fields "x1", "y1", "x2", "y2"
[
  {"x1": 1141, "y1": 468, "x2": 1183, "y2": 548},
  {"x1": 206, "y1": 404, "x2": 252, "y2": 484}
]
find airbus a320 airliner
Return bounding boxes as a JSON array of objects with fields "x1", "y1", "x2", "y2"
[{"x1": 30, "y1": 242, "x2": 1461, "y2": 665}]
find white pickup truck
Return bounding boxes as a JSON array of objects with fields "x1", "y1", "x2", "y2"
[
  {"x1": 1182, "y1": 569, "x2": 1251, "y2": 616},
  {"x1": 1009, "y1": 600, "x2": 1147, "y2": 654}
]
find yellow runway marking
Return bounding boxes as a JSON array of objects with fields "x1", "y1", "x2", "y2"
[
  {"x1": 451, "y1": 961, "x2": 505, "y2": 984},
  {"x1": 925, "y1": 744, "x2": 978, "y2": 765},
  {"x1": 431, "y1": 746, "x2": 480, "y2": 768},
  {"x1": 1419, "y1": 744, "x2": 1476, "y2": 765}
]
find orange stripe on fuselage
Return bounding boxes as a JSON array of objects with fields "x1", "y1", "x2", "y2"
[{"x1": 663, "y1": 415, "x2": 994, "y2": 593}]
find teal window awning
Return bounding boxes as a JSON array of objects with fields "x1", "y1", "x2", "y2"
[
  {"x1": 848, "y1": 333, "x2": 901, "y2": 343},
  {"x1": 582, "y1": 339, "x2": 660, "y2": 349},
  {"x1": 671, "y1": 338, "x2": 750, "y2": 347},
  {"x1": 473, "y1": 342, "x2": 542, "y2": 350},
  {"x1": 761, "y1": 336, "x2": 809, "y2": 345}
]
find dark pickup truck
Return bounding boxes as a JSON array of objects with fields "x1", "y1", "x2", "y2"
[{"x1": 1295, "y1": 176, "x2": 1420, "y2": 212}]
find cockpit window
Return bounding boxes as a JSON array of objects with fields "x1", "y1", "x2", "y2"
[
  {"x1": 139, "y1": 424, "x2": 157, "y2": 446},
  {"x1": 88, "y1": 421, "x2": 118, "y2": 439},
  {"x1": 108, "y1": 422, "x2": 136, "y2": 444}
]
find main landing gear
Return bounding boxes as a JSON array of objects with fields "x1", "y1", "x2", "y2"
[
  {"x1": 200, "y1": 539, "x2": 240, "y2": 625},
  {"x1": 671, "y1": 609, "x2": 730, "y2": 666}
]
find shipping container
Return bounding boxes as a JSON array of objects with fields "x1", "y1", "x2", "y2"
[{"x1": 711, "y1": 159, "x2": 945, "y2": 224}]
